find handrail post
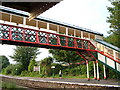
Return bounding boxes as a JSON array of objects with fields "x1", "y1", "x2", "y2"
[
  {"x1": 22, "y1": 29, "x2": 25, "y2": 41},
  {"x1": 88, "y1": 41, "x2": 89, "y2": 49},
  {"x1": 47, "y1": 34, "x2": 49, "y2": 44},
  {"x1": 36, "y1": 31, "x2": 39, "y2": 43},
  {"x1": 74, "y1": 38, "x2": 77, "y2": 48},
  {"x1": 57, "y1": 36, "x2": 61, "y2": 46},
  {"x1": 9, "y1": 27, "x2": 12, "y2": 40},
  {"x1": 82, "y1": 40, "x2": 84, "y2": 49},
  {"x1": 66, "y1": 37, "x2": 68, "y2": 47}
]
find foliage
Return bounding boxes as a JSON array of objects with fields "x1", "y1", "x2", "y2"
[
  {"x1": 28, "y1": 56, "x2": 37, "y2": 72},
  {"x1": 49, "y1": 49, "x2": 83, "y2": 64},
  {"x1": 0, "y1": 55, "x2": 10, "y2": 72},
  {"x1": 3, "y1": 64, "x2": 13, "y2": 75},
  {"x1": 62, "y1": 66, "x2": 81, "y2": 76},
  {"x1": 11, "y1": 64, "x2": 24, "y2": 75},
  {"x1": 10, "y1": 46, "x2": 40, "y2": 70},
  {"x1": 20, "y1": 70, "x2": 40, "y2": 77},
  {"x1": 20, "y1": 70, "x2": 29, "y2": 76},
  {"x1": 106, "y1": 1, "x2": 120, "y2": 47},
  {"x1": 40, "y1": 56, "x2": 53, "y2": 76},
  {"x1": 51, "y1": 63, "x2": 62, "y2": 75},
  {"x1": 107, "y1": 1, "x2": 120, "y2": 31},
  {"x1": 3, "y1": 64, "x2": 23, "y2": 75},
  {"x1": 104, "y1": 30, "x2": 120, "y2": 48}
]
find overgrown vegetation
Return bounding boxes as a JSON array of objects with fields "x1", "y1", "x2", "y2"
[
  {"x1": 0, "y1": 55, "x2": 10, "y2": 72},
  {"x1": 10, "y1": 46, "x2": 40, "y2": 70}
]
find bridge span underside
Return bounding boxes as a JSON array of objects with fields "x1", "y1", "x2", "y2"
[{"x1": 1, "y1": 39, "x2": 86, "y2": 52}]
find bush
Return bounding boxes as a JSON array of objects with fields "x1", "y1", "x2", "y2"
[
  {"x1": 20, "y1": 70, "x2": 29, "y2": 76},
  {"x1": 80, "y1": 65, "x2": 87, "y2": 75},
  {"x1": 51, "y1": 63, "x2": 62, "y2": 75},
  {"x1": 21, "y1": 70, "x2": 41, "y2": 77},
  {"x1": 3, "y1": 64, "x2": 23, "y2": 75},
  {"x1": 28, "y1": 57, "x2": 37, "y2": 72},
  {"x1": 4, "y1": 64, "x2": 13, "y2": 75},
  {"x1": 11, "y1": 64, "x2": 24, "y2": 75}
]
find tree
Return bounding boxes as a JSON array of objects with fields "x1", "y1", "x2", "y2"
[
  {"x1": 28, "y1": 56, "x2": 37, "y2": 72},
  {"x1": 0, "y1": 55, "x2": 10, "y2": 72},
  {"x1": 10, "y1": 46, "x2": 40, "y2": 70},
  {"x1": 107, "y1": 1, "x2": 120, "y2": 31},
  {"x1": 104, "y1": 32, "x2": 119, "y2": 48},
  {"x1": 49, "y1": 49, "x2": 83, "y2": 64},
  {"x1": 40, "y1": 56, "x2": 53, "y2": 76},
  {"x1": 106, "y1": 1, "x2": 120, "y2": 47}
]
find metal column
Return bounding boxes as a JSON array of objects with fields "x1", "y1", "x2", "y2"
[
  {"x1": 103, "y1": 65, "x2": 106, "y2": 80},
  {"x1": 93, "y1": 61, "x2": 97, "y2": 80},
  {"x1": 86, "y1": 60, "x2": 90, "y2": 80},
  {"x1": 96, "y1": 60, "x2": 100, "y2": 81}
]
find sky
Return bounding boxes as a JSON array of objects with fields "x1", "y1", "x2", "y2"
[{"x1": 0, "y1": 0, "x2": 112, "y2": 64}]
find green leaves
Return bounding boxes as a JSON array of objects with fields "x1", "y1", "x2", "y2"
[
  {"x1": 28, "y1": 57, "x2": 37, "y2": 72},
  {"x1": 10, "y1": 46, "x2": 40, "y2": 70},
  {"x1": 107, "y1": 2, "x2": 120, "y2": 30},
  {"x1": 40, "y1": 57, "x2": 53, "y2": 76},
  {"x1": 0, "y1": 55, "x2": 10, "y2": 72},
  {"x1": 106, "y1": 1, "x2": 120, "y2": 48},
  {"x1": 49, "y1": 49, "x2": 83, "y2": 64}
]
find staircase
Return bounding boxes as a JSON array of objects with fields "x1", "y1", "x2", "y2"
[
  {"x1": 96, "y1": 39, "x2": 120, "y2": 74},
  {"x1": 77, "y1": 50, "x2": 96, "y2": 61},
  {"x1": 77, "y1": 39, "x2": 120, "y2": 74}
]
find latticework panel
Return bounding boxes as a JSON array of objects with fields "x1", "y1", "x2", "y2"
[
  {"x1": 49, "y1": 34, "x2": 57, "y2": 45},
  {"x1": 0, "y1": 24, "x2": 9, "y2": 39},
  {"x1": 0, "y1": 24, "x2": 96, "y2": 51}
]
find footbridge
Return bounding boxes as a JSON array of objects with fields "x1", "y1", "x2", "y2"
[{"x1": 0, "y1": 6, "x2": 120, "y2": 80}]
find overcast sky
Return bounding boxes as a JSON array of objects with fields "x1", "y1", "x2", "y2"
[{"x1": 0, "y1": 0, "x2": 112, "y2": 64}]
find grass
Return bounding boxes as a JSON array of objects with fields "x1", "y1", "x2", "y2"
[
  {"x1": 0, "y1": 81, "x2": 26, "y2": 90},
  {"x1": 20, "y1": 73, "x2": 89, "y2": 79},
  {"x1": 62, "y1": 75, "x2": 87, "y2": 79}
]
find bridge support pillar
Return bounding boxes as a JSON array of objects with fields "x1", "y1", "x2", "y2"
[
  {"x1": 86, "y1": 60, "x2": 90, "y2": 81},
  {"x1": 96, "y1": 60, "x2": 100, "y2": 81},
  {"x1": 103, "y1": 65, "x2": 106, "y2": 80},
  {"x1": 93, "y1": 61, "x2": 97, "y2": 80}
]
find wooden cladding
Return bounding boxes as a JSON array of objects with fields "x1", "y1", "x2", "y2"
[
  {"x1": 83, "y1": 32, "x2": 88, "y2": 38},
  {"x1": 12, "y1": 15, "x2": 23, "y2": 24},
  {"x1": 49, "y1": 23, "x2": 57, "y2": 31},
  {"x1": 1, "y1": 12, "x2": 10, "y2": 21},
  {"x1": 68, "y1": 28, "x2": 74, "y2": 36},
  {"x1": 0, "y1": 12, "x2": 102, "y2": 40},
  {"x1": 59, "y1": 26, "x2": 66, "y2": 34},
  {"x1": 90, "y1": 34, "x2": 95, "y2": 39},
  {"x1": 26, "y1": 19, "x2": 36, "y2": 26},
  {"x1": 38, "y1": 21, "x2": 47, "y2": 29}
]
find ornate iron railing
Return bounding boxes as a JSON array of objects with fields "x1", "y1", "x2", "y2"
[{"x1": 0, "y1": 24, "x2": 96, "y2": 50}]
